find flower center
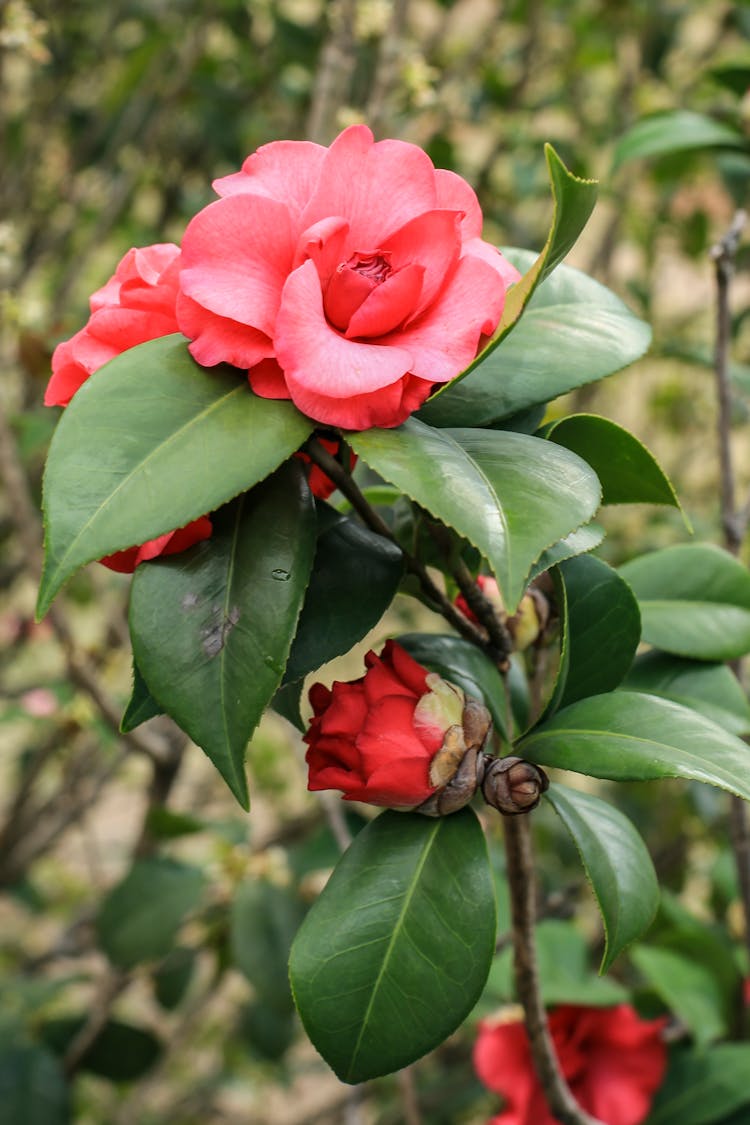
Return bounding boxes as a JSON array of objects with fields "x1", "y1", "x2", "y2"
[{"x1": 324, "y1": 250, "x2": 393, "y2": 331}]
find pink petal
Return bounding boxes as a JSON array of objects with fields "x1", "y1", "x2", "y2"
[
  {"x1": 300, "y1": 125, "x2": 438, "y2": 250},
  {"x1": 284, "y1": 370, "x2": 432, "y2": 431},
  {"x1": 434, "y1": 168, "x2": 484, "y2": 238},
  {"x1": 379, "y1": 254, "x2": 507, "y2": 383},
  {"x1": 45, "y1": 329, "x2": 115, "y2": 406},
  {"x1": 381, "y1": 209, "x2": 463, "y2": 323},
  {"x1": 294, "y1": 216, "x2": 349, "y2": 278},
  {"x1": 179, "y1": 193, "x2": 296, "y2": 335},
  {"x1": 275, "y1": 260, "x2": 412, "y2": 398},
  {"x1": 247, "y1": 357, "x2": 290, "y2": 399},
  {"x1": 87, "y1": 307, "x2": 180, "y2": 352},
  {"x1": 177, "y1": 293, "x2": 274, "y2": 369},
  {"x1": 464, "y1": 237, "x2": 522, "y2": 288},
  {"x1": 213, "y1": 139, "x2": 327, "y2": 218},
  {"x1": 345, "y1": 263, "x2": 424, "y2": 338}
]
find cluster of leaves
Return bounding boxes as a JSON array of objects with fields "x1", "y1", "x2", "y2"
[{"x1": 27, "y1": 145, "x2": 750, "y2": 1107}]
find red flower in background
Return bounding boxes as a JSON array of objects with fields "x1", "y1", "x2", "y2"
[
  {"x1": 44, "y1": 244, "x2": 212, "y2": 572},
  {"x1": 474, "y1": 1005, "x2": 667, "y2": 1125},
  {"x1": 178, "y1": 124, "x2": 520, "y2": 430},
  {"x1": 45, "y1": 244, "x2": 183, "y2": 407},
  {"x1": 304, "y1": 640, "x2": 467, "y2": 807}
]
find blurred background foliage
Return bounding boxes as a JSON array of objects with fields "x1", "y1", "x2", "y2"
[{"x1": 2, "y1": 0, "x2": 750, "y2": 1122}]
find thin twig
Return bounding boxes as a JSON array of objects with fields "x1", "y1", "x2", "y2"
[
  {"x1": 710, "y1": 211, "x2": 750, "y2": 976},
  {"x1": 503, "y1": 816, "x2": 603, "y2": 1125}
]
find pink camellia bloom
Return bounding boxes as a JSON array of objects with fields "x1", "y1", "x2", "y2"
[
  {"x1": 45, "y1": 243, "x2": 183, "y2": 407},
  {"x1": 44, "y1": 243, "x2": 212, "y2": 573},
  {"x1": 474, "y1": 1005, "x2": 668, "y2": 1125},
  {"x1": 304, "y1": 639, "x2": 470, "y2": 807},
  {"x1": 178, "y1": 125, "x2": 521, "y2": 430}
]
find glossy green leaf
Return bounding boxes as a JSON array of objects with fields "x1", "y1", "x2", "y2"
[
  {"x1": 613, "y1": 110, "x2": 746, "y2": 172},
  {"x1": 0, "y1": 1045, "x2": 69, "y2": 1125},
  {"x1": 38, "y1": 334, "x2": 313, "y2": 617},
  {"x1": 646, "y1": 1045, "x2": 750, "y2": 1125},
  {"x1": 352, "y1": 421, "x2": 600, "y2": 612},
  {"x1": 622, "y1": 652, "x2": 750, "y2": 736},
  {"x1": 130, "y1": 464, "x2": 316, "y2": 807},
  {"x1": 555, "y1": 554, "x2": 641, "y2": 710},
  {"x1": 631, "y1": 944, "x2": 727, "y2": 1047},
  {"x1": 96, "y1": 857, "x2": 206, "y2": 970},
  {"x1": 398, "y1": 632, "x2": 508, "y2": 738},
  {"x1": 284, "y1": 512, "x2": 403, "y2": 683},
  {"x1": 545, "y1": 414, "x2": 681, "y2": 511},
  {"x1": 520, "y1": 691, "x2": 750, "y2": 801},
  {"x1": 289, "y1": 808, "x2": 495, "y2": 1083},
  {"x1": 419, "y1": 253, "x2": 649, "y2": 428},
  {"x1": 121, "y1": 661, "x2": 162, "y2": 732},
  {"x1": 230, "y1": 880, "x2": 305, "y2": 1014},
  {"x1": 485, "y1": 919, "x2": 628, "y2": 1007},
  {"x1": 619, "y1": 544, "x2": 750, "y2": 661},
  {"x1": 428, "y1": 145, "x2": 597, "y2": 409},
  {"x1": 545, "y1": 785, "x2": 658, "y2": 971},
  {"x1": 40, "y1": 1018, "x2": 161, "y2": 1081},
  {"x1": 527, "y1": 522, "x2": 604, "y2": 582}
]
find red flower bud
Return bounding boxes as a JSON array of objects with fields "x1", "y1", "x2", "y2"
[{"x1": 304, "y1": 640, "x2": 491, "y2": 811}]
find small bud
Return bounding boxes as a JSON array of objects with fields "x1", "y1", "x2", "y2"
[
  {"x1": 416, "y1": 698, "x2": 493, "y2": 817},
  {"x1": 506, "y1": 588, "x2": 550, "y2": 651},
  {"x1": 480, "y1": 756, "x2": 549, "y2": 815}
]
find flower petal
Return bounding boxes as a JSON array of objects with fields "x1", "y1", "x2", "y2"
[
  {"x1": 179, "y1": 193, "x2": 296, "y2": 335},
  {"x1": 300, "y1": 124, "x2": 438, "y2": 250},
  {"x1": 213, "y1": 139, "x2": 327, "y2": 218},
  {"x1": 345, "y1": 263, "x2": 425, "y2": 338},
  {"x1": 177, "y1": 294, "x2": 273, "y2": 369},
  {"x1": 434, "y1": 169, "x2": 483, "y2": 238}
]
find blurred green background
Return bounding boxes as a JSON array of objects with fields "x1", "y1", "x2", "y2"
[{"x1": 2, "y1": 1, "x2": 750, "y2": 1122}]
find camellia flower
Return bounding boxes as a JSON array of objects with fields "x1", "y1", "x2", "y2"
[
  {"x1": 304, "y1": 639, "x2": 490, "y2": 809},
  {"x1": 177, "y1": 125, "x2": 521, "y2": 430},
  {"x1": 44, "y1": 243, "x2": 212, "y2": 572},
  {"x1": 474, "y1": 1004, "x2": 668, "y2": 1125}
]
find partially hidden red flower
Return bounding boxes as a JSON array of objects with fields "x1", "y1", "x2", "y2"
[
  {"x1": 474, "y1": 1005, "x2": 668, "y2": 1125},
  {"x1": 296, "y1": 436, "x2": 357, "y2": 501},
  {"x1": 44, "y1": 243, "x2": 212, "y2": 572},
  {"x1": 177, "y1": 125, "x2": 521, "y2": 431},
  {"x1": 304, "y1": 639, "x2": 468, "y2": 807},
  {"x1": 454, "y1": 574, "x2": 503, "y2": 624},
  {"x1": 45, "y1": 243, "x2": 183, "y2": 407}
]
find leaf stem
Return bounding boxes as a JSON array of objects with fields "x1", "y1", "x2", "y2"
[{"x1": 503, "y1": 815, "x2": 604, "y2": 1125}]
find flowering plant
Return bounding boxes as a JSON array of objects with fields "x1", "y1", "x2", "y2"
[{"x1": 36, "y1": 126, "x2": 750, "y2": 1119}]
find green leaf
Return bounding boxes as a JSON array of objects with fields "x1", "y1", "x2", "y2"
[
  {"x1": 613, "y1": 110, "x2": 746, "y2": 172},
  {"x1": 130, "y1": 463, "x2": 316, "y2": 807},
  {"x1": 545, "y1": 785, "x2": 658, "y2": 971},
  {"x1": 419, "y1": 253, "x2": 650, "y2": 428},
  {"x1": 38, "y1": 334, "x2": 313, "y2": 617},
  {"x1": 646, "y1": 1044, "x2": 750, "y2": 1125},
  {"x1": 289, "y1": 808, "x2": 495, "y2": 1083},
  {"x1": 527, "y1": 522, "x2": 605, "y2": 582},
  {"x1": 619, "y1": 544, "x2": 750, "y2": 662},
  {"x1": 520, "y1": 691, "x2": 750, "y2": 802},
  {"x1": 555, "y1": 554, "x2": 641, "y2": 710},
  {"x1": 238, "y1": 1002, "x2": 296, "y2": 1062},
  {"x1": 351, "y1": 421, "x2": 600, "y2": 612},
  {"x1": 230, "y1": 880, "x2": 305, "y2": 1014},
  {"x1": 398, "y1": 632, "x2": 508, "y2": 738},
  {"x1": 485, "y1": 919, "x2": 629, "y2": 1007},
  {"x1": 120, "y1": 660, "x2": 162, "y2": 732},
  {"x1": 40, "y1": 1018, "x2": 161, "y2": 1081},
  {"x1": 622, "y1": 652, "x2": 750, "y2": 736},
  {"x1": 428, "y1": 146, "x2": 597, "y2": 410},
  {"x1": 284, "y1": 512, "x2": 403, "y2": 683},
  {"x1": 631, "y1": 944, "x2": 728, "y2": 1047},
  {"x1": 152, "y1": 947, "x2": 197, "y2": 1010},
  {"x1": 0, "y1": 1045, "x2": 70, "y2": 1125},
  {"x1": 544, "y1": 414, "x2": 682, "y2": 511},
  {"x1": 96, "y1": 856, "x2": 206, "y2": 970}
]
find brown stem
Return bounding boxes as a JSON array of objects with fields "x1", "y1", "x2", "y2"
[
  {"x1": 305, "y1": 436, "x2": 500, "y2": 657},
  {"x1": 503, "y1": 816, "x2": 603, "y2": 1125},
  {"x1": 710, "y1": 212, "x2": 750, "y2": 976}
]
